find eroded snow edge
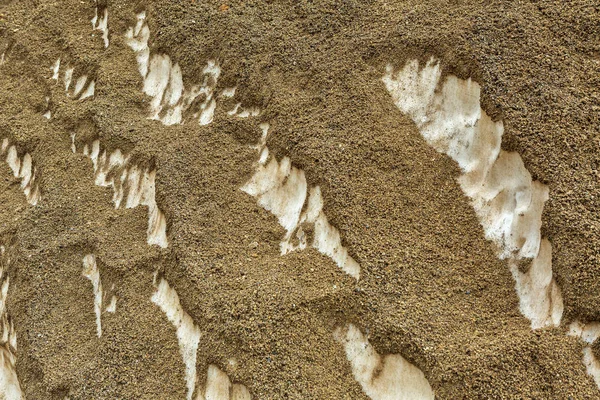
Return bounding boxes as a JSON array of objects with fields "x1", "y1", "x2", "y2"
[{"x1": 382, "y1": 58, "x2": 562, "y2": 329}]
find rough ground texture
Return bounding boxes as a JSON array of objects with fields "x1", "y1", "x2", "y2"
[{"x1": 0, "y1": 0, "x2": 598, "y2": 398}]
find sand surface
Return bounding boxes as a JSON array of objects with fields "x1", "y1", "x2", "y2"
[{"x1": 0, "y1": 0, "x2": 598, "y2": 398}]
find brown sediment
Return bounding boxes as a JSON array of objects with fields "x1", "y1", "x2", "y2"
[{"x1": 0, "y1": 0, "x2": 597, "y2": 398}]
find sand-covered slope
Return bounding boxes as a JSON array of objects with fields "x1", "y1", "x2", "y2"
[{"x1": 0, "y1": 0, "x2": 598, "y2": 398}]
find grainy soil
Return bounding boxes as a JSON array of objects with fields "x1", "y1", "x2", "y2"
[{"x1": 0, "y1": 0, "x2": 598, "y2": 398}]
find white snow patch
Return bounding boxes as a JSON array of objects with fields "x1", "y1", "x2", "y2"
[
  {"x1": 241, "y1": 124, "x2": 360, "y2": 279},
  {"x1": 0, "y1": 140, "x2": 41, "y2": 205},
  {"x1": 125, "y1": 12, "x2": 251, "y2": 127},
  {"x1": 5, "y1": 146, "x2": 19, "y2": 177},
  {"x1": 73, "y1": 75, "x2": 87, "y2": 98},
  {"x1": 64, "y1": 67, "x2": 73, "y2": 92},
  {"x1": 510, "y1": 239, "x2": 563, "y2": 329},
  {"x1": 334, "y1": 323, "x2": 434, "y2": 400},
  {"x1": 151, "y1": 279, "x2": 252, "y2": 400},
  {"x1": 152, "y1": 278, "x2": 201, "y2": 400},
  {"x1": 569, "y1": 320, "x2": 600, "y2": 389},
  {"x1": 382, "y1": 58, "x2": 562, "y2": 329},
  {"x1": 82, "y1": 254, "x2": 103, "y2": 338},
  {"x1": 80, "y1": 139, "x2": 168, "y2": 248},
  {"x1": 125, "y1": 11, "x2": 150, "y2": 76},
  {"x1": 43, "y1": 97, "x2": 52, "y2": 120},
  {"x1": 204, "y1": 365, "x2": 232, "y2": 400},
  {"x1": 105, "y1": 295, "x2": 117, "y2": 313},
  {"x1": 54, "y1": 62, "x2": 95, "y2": 101},
  {"x1": 220, "y1": 87, "x2": 236, "y2": 98},
  {"x1": 91, "y1": 7, "x2": 109, "y2": 48},
  {"x1": 51, "y1": 58, "x2": 60, "y2": 81},
  {"x1": 70, "y1": 133, "x2": 76, "y2": 154},
  {"x1": 227, "y1": 103, "x2": 241, "y2": 116},
  {"x1": 228, "y1": 104, "x2": 260, "y2": 119},
  {"x1": 0, "y1": 260, "x2": 23, "y2": 400},
  {"x1": 79, "y1": 80, "x2": 95, "y2": 100},
  {"x1": 583, "y1": 348, "x2": 600, "y2": 389},
  {"x1": 195, "y1": 364, "x2": 252, "y2": 400}
]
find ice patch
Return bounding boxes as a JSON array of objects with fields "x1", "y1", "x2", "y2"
[
  {"x1": 334, "y1": 323, "x2": 434, "y2": 400},
  {"x1": 382, "y1": 58, "x2": 562, "y2": 329},
  {"x1": 241, "y1": 124, "x2": 360, "y2": 279},
  {"x1": 78, "y1": 139, "x2": 168, "y2": 248},
  {"x1": 0, "y1": 139, "x2": 41, "y2": 206},
  {"x1": 0, "y1": 255, "x2": 23, "y2": 400},
  {"x1": 91, "y1": 7, "x2": 109, "y2": 48},
  {"x1": 82, "y1": 254, "x2": 104, "y2": 337}
]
